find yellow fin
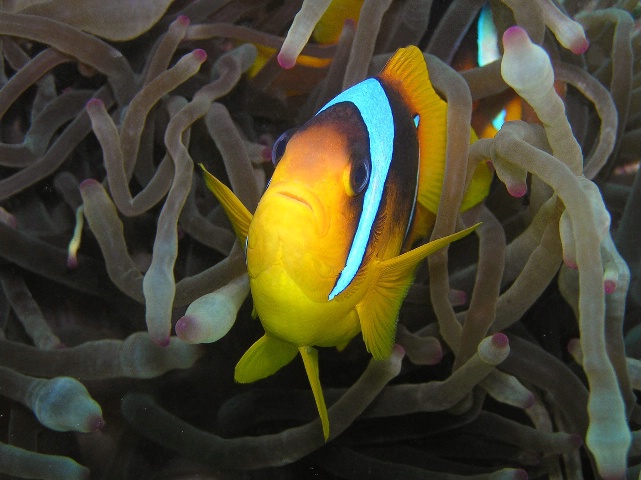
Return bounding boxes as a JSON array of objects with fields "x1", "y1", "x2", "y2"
[
  {"x1": 312, "y1": 0, "x2": 364, "y2": 44},
  {"x1": 234, "y1": 334, "x2": 298, "y2": 383},
  {"x1": 378, "y1": 47, "x2": 491, "y2": 215},
  {"x1": 299, "y1": 346, "x2": 329, "y2": 441},
  {"x1": 378, "y1": 46, "x2": 448, "y2": 215},
  {"x1": 358, "y1": 223, "x2": 480, "y2": 359},
  {"x1": 461, "y1": 156, "x2": 493, "y2": 212},
  {"x1": 199, "y1": 164, "x2": 252, "y2": 242}
]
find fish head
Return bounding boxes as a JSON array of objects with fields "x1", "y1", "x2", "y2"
[{"x1": 247, "y1": 102, "x2": 371, "y2": 303}]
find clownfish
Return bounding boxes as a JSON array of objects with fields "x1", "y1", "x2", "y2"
[{"x1": 200, "y1": 46, "x2": 491, "y2": 440}]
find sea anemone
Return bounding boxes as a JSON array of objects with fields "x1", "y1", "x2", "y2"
[{"x1": 0, "y1": 1, "x2": 639, "y2": 479}]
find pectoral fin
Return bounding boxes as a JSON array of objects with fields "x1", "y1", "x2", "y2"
[
  {"x1": 235, "y1": 334, "x2": 298, "y2": 383},
  {"x1": 358, "y1": 224, "x2": 480, "y2": 360},
  {"x1": 299, "y1": 346, "x2": 329, "y2": 441},
  {"x1": 199, "y1": 164, "x2": 253, "y2": 242}
]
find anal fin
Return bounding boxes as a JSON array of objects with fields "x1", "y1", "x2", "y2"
[
  {"x1": 235, "y1": 334, "x2": 298, "y2": 383},
  {"x1": 299, "y1": 346, "x2": 329, "y2": 441},
  {"x1": 358, "y1": 224, "x2": 480, "y2": 360}
]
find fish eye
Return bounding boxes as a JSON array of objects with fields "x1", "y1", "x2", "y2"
[
  {"x1": 271, "y1": 128, "x2": 296, "y2": 166},
  {"x1": 344, "y1": 154, "x2": 371, "y2": 197}
]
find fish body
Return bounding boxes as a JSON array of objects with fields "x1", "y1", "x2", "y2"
[{"x1": 201, "y1": 46, "x2": 490, "y2": 440}]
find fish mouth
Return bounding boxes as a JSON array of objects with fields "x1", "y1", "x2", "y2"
[{"x1": 278, "y1": 191, "x2": 313, "y2": 210}]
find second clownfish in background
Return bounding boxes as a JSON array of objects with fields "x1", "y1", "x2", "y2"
[{"x1": 200, "y1": 46, "x2": 492, "y2": 441}]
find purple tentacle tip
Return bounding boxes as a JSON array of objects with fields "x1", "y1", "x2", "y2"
[
  {"x1": 604, "y1": 279, "x2": 617, "y2": 294},
  {"x1": 277, "y1": 51, "x2": 296, "y2": 70},
  {"x1": 491, "y1": 333, "x2": 509, "y2": 349},
  {"x1": 523, "y1": 391, "x2": 536, "y2": 409},
  {"x1": 193, "y1": 49, "x2": 207, "y2": 63},
  {"x1": 569, "y1": 433, "x2": 583, "y2": 448},
  {"x1": 261, "y1": 146, "x2": 272, "y2": 162},
  {"x1": 151, "y1": 334, "x2": 171, "y2": 347},
  {"x1": 508, "y1": 183, "x2": 528, "y2": 198},
  {"x1": 393, "y1": 344, "x2": 406, "y2": 358},
  {"x1": 601, "y1": 473, "x2": 626, "y2": 480},
  {"x1": 492, "y1": 333, "x2": 510, "y2": 348},
  {"x1": 514, "y1": 469, "x2": 529, "y2": 480},
  {"x1": 67, "y1": 256, "x2": 78, "y2": 270},
  {"x1": 175, "y1": 316, "x2": 197, "y2": 342},
  {"x1": 571, "y1": 37, "x2": 589, "y2": 55},
  {"x1": 85, "y1": 98, "x2": 104, "y2": 110},
  {"x1": 503, "y1": 25, "x2": 528, "y2": 45},
  {"x1": 88, "y1": 415, "x2": 105, "y2": 432},
  {"x1": 176, "y1": 15, "x2": 190, "y2": 27},
  {"x1": 79, "y1": 178, "x2": 99, "y2": 190}
]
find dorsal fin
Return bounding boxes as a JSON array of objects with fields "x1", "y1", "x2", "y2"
[
  {"x1": 377, "y1": 46, "x2": 491, "y2": 216},
  {"x1": 378, "y1": 46, "x2": 448, "y2": 215}
]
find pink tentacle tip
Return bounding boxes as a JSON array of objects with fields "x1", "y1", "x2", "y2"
[
  {"x1": 67, "y1": 255, "x2": 78, "y2": 270},
  {"x1": 491, "y1": 333, "x2": 509, "y2": 349},
  {"x1": 79, "y1": 178, "x2": 100, "y2": 190},
  {"x1": 566, "y1": 338, "x2": 580, "y2": 354},
  {"x1": 88, "y1": 415, "x2": 105, "y2": 432},
  {"x1": 604, "y1": 279, "x2": 617, "y2": 294},
  {"x1": 571, "y1": 37, "x2": 589, "y2": 55},
  {"x1": 522, "y1": 392, "x2": 536, "y2": 409},
  {"x1": 448, "y1": 288, "x2": 468, "y2": 307},
  {"x1": 192, "y1": 49, "x2": 207, "y2": 63},
  {"x1": 601, "y1": 472, "x2": 626, "y2": 480},
  {"x1": 152, "y1": 334, "x2": 171, "y2": 347},
  {"x1": 392, "y1": 344, "x2": 406, "y2": 358},
  {"x1": 0, "y1": 213, "x2": 18, "y2": 229},
  {"x1": 563, "y1": 257, "x2": 578, "y2": 270},
  {"x1": 176, "y1": 15, "x2": 190, "y2": 27},
  {"x1": 175, "y1": 316, "x2": 195, "y2": 341},
  {"x1": 429, "y1": 347, "x2": 444, "y2": 365},
  {"x1": 507, "y1": 183, "x2": 528, "y2": 198},
  {"x1": 343, "y1": 18, "x2": 356, "y2": 29},
  {"x1": 277, "y1": 51, "x2": 296, "y2": 70},
  {"x1": 261, "y1": 146, "x2": 272, "y2": 162},
  {"x1": 502, "y1": 25, "x2": 529, "y2": 45},
  {"x1": 569, "y1": 433, "x2": 583, "y2": 448},
  {"x1": 85, "y1": 98, "x2": 104, "y2": 110},
  {"x1": 513, "y1": 469, "x2": 529, "y2": 480}
]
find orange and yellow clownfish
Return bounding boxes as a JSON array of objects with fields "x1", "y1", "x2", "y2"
[{"x1": 200, "y1": 46, "x2": 491, "y2": 441}]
